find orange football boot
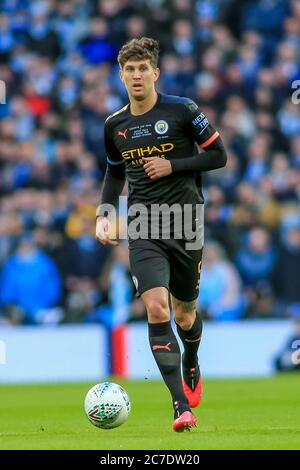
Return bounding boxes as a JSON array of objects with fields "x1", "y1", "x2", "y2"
[
  {"x1": 172, "y1": 411, "x2": 197, "y2": 432},
  {"x1": 182, "y1": 366, "x2": 203, "y2": 408}
]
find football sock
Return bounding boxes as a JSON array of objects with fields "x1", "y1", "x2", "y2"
[
  {"x1": 176, "y1": 311, "x2": 203, "y2": 369},
  {"x1": 148, "y1": 321, "x2": 190, "y2": 417}
]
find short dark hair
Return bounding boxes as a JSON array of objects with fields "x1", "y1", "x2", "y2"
[{"x1": 118, "y1": 37, "x2": 160, "y2": 69}]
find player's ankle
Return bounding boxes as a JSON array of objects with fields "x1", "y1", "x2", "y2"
[
  {"x1": 173, "y1": 400, "x2": 190, "y2": 418},
  {"x1": 182, "y1": 358, "x2": 199, "y2": 370}
]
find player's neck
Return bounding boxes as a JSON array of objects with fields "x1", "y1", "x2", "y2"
[{"x1": 130, "y1": 90, "x2": 158, "y2": 116}]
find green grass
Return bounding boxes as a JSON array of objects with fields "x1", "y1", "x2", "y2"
[{"x1": 0, "y1": 374, "x2": 300, "y2": 450}]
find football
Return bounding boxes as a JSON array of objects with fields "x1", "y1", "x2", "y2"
[{"x1": 84, "y1": 382, "x2": 131, "y2": 429}]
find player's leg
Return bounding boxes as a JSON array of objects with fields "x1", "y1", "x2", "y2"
[
  {"x1": 169, "y1": 242, "x2": 204, "y2": 408},
  {"x1": 171, "y1": 296, "x2": 203, "y2": 408},
  {"x1": 141, "y1": 287, "x2": 196, "y2": 431},
  {"x1": 172, "y1": 297, "x2": 203, "y2": 370},
  {"x1": 142, "y1": 287, "x2": 189, "y2": 409}
]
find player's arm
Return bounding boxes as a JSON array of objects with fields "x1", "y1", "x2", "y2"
[
  {"x1": 143, "y1": 100, "x2": 227, "y2": 180},
  {"x1": 96, "y1": 122, "x2": 126, "y2": 246},
  {"x1": 171, "y1": 99, "x2": 227, "y2": 174},
  {"x1": 143, "y1": 136, "x2": 226, "y2": 180},
  {"x1": 170, "y1": 136, "x2": 227, "y2": 173}
]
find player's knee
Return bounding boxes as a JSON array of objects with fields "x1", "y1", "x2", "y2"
[
  {"x1": 175, "y1": 313, "x2": 195, "y2": 331},
  {"x1": 146, "y1": 299, "x2": 169, "y2": 323}
]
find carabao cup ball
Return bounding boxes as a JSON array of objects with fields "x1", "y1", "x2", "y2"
[{"x1": 84, "y1": 382, "x2": 131, "y2": 429}]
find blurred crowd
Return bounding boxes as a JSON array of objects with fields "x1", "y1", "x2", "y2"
[{"x1": 0, "y1": 0, "x2": 300, "y2": 326}]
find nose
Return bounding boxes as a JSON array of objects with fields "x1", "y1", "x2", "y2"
[{"x1": 133, "y1": 69, "x2": 142, "y2": 80}]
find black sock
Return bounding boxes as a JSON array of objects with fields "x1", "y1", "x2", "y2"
[
  {"x1": 148, "y1": 321, "x2": 190, "y2": 417},
  {"x1": 176, "y1": 312, "x2": 203, "y2": 369}
]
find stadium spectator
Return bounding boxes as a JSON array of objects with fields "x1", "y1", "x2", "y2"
[
  {"x1": 0, "y1": 233, "x2": 62, "y2": 324},
  {"x1": 235, "y1": 226, "x2": 276, "y2": 317},
  {"x1": 273, "y1": 216, "x2": 300, "y2": 316},
  {"x1": 198, "y1": 241, "x2": 245, "y2": 321},
  {"x1": 0, "y1": 13, "x2": 15, "y2": 59},
  {"x1": 236, "y1": 227, "x2": 276, "y2": 286},
  {"x1": 290, "y1": 135, "x2": 300, "y2": 168},
  {"x1": 79, "y1": 17, "x2": 117, "y2": 65},
  {"x1": 26, "y1": 9, "x2": 61, "y2": 59},
  {"x1": 0, "y1": 213, "x2": 19, "y2": 266},
  {"x1": 63, "y1": 215, "x2": 110, "y2": 281}
]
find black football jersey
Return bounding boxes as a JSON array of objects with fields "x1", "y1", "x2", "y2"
[{"x1": 104, "y1": 93, "x2": 219, "y2": 212}]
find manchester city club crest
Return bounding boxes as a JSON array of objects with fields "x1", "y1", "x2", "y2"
[{"x1": 154, "y1": 120, "x2": 169, "y2": 135}]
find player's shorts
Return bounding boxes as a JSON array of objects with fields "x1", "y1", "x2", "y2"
[{"x1": 129, "y1": 238, "x2": 203, "y2": 302}]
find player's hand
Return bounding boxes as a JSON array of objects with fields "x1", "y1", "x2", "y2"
[
  {"x1": 95, "y1": 216, "x2": 118, "y2": 246},
  {"x1": 143, "y1": 157, "x2": 172, "y2": 180}
]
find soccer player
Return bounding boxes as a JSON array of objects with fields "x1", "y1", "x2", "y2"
[{"x1": 96, "y1": 37, "x2": 227, "y2": 431}]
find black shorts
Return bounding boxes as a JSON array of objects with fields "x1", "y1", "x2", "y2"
[{"x1": 129, "y1": 238, "x2": 203, "y2": 302}]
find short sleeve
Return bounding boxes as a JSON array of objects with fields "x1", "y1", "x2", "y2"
[{"x1": 183, "y1": 99, "x2": 220, "y2": 149}]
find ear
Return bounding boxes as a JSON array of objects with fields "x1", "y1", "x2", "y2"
[
  {"x1": 119, "y1": 69, "x2": 124, "y2": 83},
  {"x1": 154, "y1": 68, "x2": 160, "y2": 83}
]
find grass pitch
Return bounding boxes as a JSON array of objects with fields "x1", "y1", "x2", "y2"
[{"x1": 0, "y1": 374, "x2": 299, "y2": 450}]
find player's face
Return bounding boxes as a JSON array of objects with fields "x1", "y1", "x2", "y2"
[{"x1": 120, "y1": 59, "x2": 160, "y2": 101}]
